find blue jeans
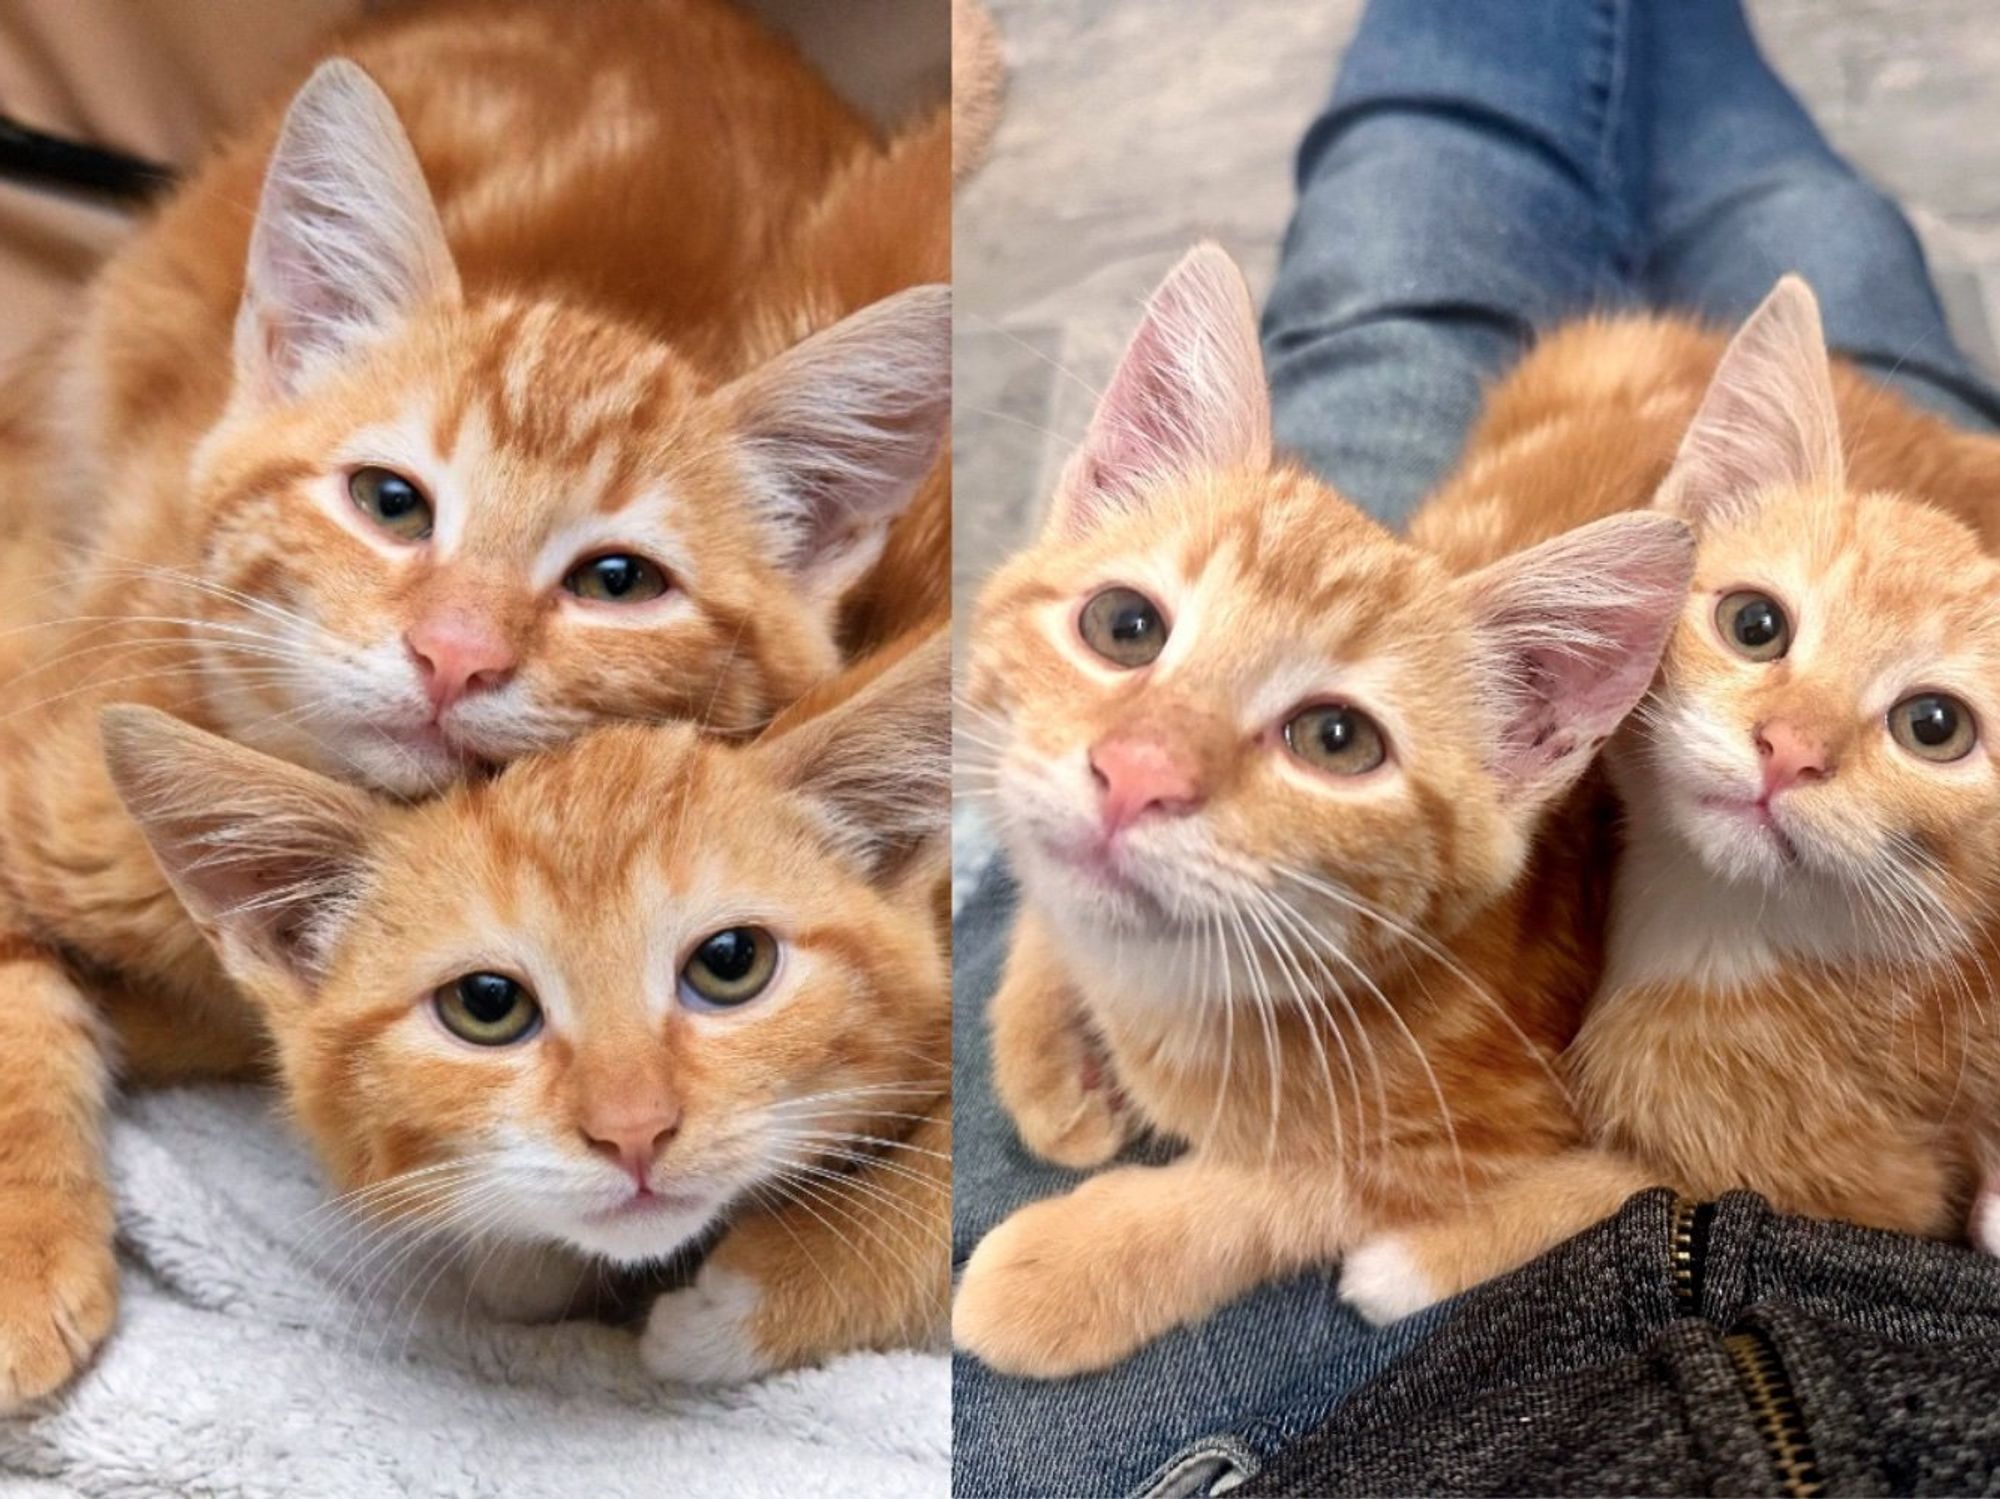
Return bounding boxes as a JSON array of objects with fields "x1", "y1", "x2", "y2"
[
  {"x1": 1264, "y1": 0, "x2": 2000, "y2": 527},
  {"x1": 955, "y1": 4, "x2": 2000, "y2": 1495}
]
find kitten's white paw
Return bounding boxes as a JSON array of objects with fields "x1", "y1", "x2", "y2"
[
  {"x1": 641, "y1": 1267, "x2": 768, "y2": 1386},
  {"x1": 1972, "y1": 1187, "x2": 2000, "y2": 1257},
  {"x1": 1339, "y1": 1235, "x2": 1438, "y2": 1326}
]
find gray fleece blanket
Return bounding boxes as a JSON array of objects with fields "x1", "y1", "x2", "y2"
[{"x1": 0, "y1": 1088, "x2": 948, "y2": 1498}]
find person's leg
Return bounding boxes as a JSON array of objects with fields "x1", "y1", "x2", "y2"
[
  {"x1": 1641, "y1": 0, "x2": 2000, "y2": 431},
  {"x1": 1263, "y1": 0, "x2": 1650, "y2": 525}
]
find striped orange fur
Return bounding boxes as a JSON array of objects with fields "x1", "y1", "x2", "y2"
[
  {"x1": 0, "y1": 0, "x2": 946, "y2": 1403},
  {"x1": 1341, "y1": 280, "x2": 2000, "y2": 1321},
  {"x1": 103, "y1": 629, "x2": 949, "y2": 1384},
  {"x1": 953, "y1": 245, "x2": 1691, "y2": 1377}
]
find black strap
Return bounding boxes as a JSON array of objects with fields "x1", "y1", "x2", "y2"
[{"x1": 0, "y1": 113, "x2": 174, "y2": 203}]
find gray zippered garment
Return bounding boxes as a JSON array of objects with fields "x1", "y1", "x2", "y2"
[{"x1": 1244, "y1": 1189, "x2": 2000, "y2": 1496}]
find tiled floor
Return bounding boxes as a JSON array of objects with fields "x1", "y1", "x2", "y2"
[{"x1": 951, "y1": 0, "x2": 2000, "y2": 631}]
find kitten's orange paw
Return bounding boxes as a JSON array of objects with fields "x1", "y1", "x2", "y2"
[
  {"x1": 1005, "y1": 1029, "x2": 1131, "y2": 1170},
  {"x1": 0, "y1": 1196, "x2": 117, "y2": 1408},
  {"x1": 953, "y1": 1192, "x2": 1145, "y2": 1378}
]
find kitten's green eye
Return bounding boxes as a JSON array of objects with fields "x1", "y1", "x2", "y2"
[
  {"x1": 1283, "y1": 703, "x2": 1387, "y2": 776},
  {"x1": 348, "y1": 466, "x2": 434, "y2": 542},
  {"x1": 680, "y1": 927, "x2": 778, "y2": 1009},
  {"x1": 1079, "y1": 586, "x2": 1168, "y2": 668},
  {"x1": 1889, "y1": 692, "x2": 1977, "y2": 763},
  {"x1": 565, "y1": 554, "x2": 670, "y2": 604},
  {"x1": 1716, "y1": 590, "x2": 1791, "y2": 662},
  {"x1": 433, "y1": 972, "x2": 541, "y2": 1046}
]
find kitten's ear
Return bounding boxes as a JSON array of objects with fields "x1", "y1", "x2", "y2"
[
  {"x1": 99, "y1": 707, "x2": 377, "y2": 995},
  {"x1": 754, "y1": 629, "x2": 949, "y2": 877},
  {"x1": 1460, "y1": 513, "x2": 1695, "y2": 807},
  {"x1": 234, "y1": 59, "x2": 461, "y2": 405},
  {"x1": 725, "y1": 285, "x2": 951, "y2": 606},
  {"x1": 1049, "y1": 242, "x2": 1271, "y2": 537},
  {"x1": 1656, "y1": 276, "x2": 1845, "y2": 528}
]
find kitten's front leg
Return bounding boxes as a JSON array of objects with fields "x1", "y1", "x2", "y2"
[
  {"x1": 953, "y1": 1155, "x2": 1337, "y2": 1378},
  {"x1": 641, "y1": 1099, "x2": 950, "y2": 1385},
  {"x1": 990, "y1": 911, "x2": 1132, "y2": 1169},
  {"x1": 0, "y1": 944, "x2": 118, "y2": 1407},
  {"x1": 1340, "y1": 1149, "x2": 1651, "y2": 1324}
]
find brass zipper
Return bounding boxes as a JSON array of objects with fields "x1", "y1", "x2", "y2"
[
  {"x1": 1672, "y1": 1197, "x2": 1823, "y2": 1494},
  {"x1": 1724, "y1": 1328, "x2": 1825, "y2": 1498},
  {"x1": 1668, "y1": 1195, "x2": 1712, "y2": 1313}
]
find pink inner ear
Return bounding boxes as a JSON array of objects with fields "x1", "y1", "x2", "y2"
[
  {"x1": 1070, "y1": 315, "x2": 1202, "y2": 499},
  {"x1": 1493, "y1": 634, "x2": 1663, "y2": 787},
  {"x1": 1656, "y1": 276, "x2": 1844, "y2": 529},
  {"x1": 1053, "y1": 244, "x2": 1271, "y2": 534},
  {"x1": 1469, "y1": 515, "x2": 1694, "y2": 800}
]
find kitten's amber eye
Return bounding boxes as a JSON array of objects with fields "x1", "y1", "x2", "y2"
[
  {"x1": 433, "y1": 972, "x2": 541, "y2": 1046},
  {"x1": 565, "y1": 554, "x2": 670, "y2": 604},
  {"x1": 1888, "y1": 692, "x2": 1977, "y2": 763},
  {"x1": 1079, "y1": 587, "x2": 1167, "y2": 668},
  {"x1": 680, "y1": 927, "x2": 778, "y2": 1009},
  {"x1": 348, "y1": 466, "x2": 434, "y2": 542},
  {"x1": 1716, "y1": 590, "x2": 1791, "y2": 662},
  {"x1": 1283, "y1": 703, "x2": 1387, "y2": 776}
]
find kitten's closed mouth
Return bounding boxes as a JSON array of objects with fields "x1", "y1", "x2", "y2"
[
  {"x1": 1043, "y1": 828, "x2": 1158, "y2": 900},
  {"x1": 586, "y1": 1185, "x2": 711, "y2": 1223},
  {"x1": 1034, "y1": 828, "x2": 1189, "y2": 931},
  {"x1": 1700, "y1": 794, "x2": 1801, "y2": 864}
]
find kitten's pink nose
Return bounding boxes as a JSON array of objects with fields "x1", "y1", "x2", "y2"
[
  {"x1": 1756, "y1": 719, "x2": 1831, "y2": 795},
  {"x1": 581, "y1": 1105, "x2": 680, "y2": 1186},
  {"x1": 1089, "y1": 733, "x2": 1203, "y2": 833},
  {"x1": 404, "y1": 613, "x2": 517, "y2": 713}
]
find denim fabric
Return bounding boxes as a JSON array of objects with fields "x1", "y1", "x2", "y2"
[
  {"x1": 957, "y1": 2, "x2": 2000, "y2": 1493},
  {"x1": 1263, "y1": 0, "x2": 2000, "y2": 531},
  {"x1": 1638, "y1": 0, "x2": 2000, "y2": 432},
  {"x1": 1263, "y1": 0, "x2": 1651, "y2": 526}
]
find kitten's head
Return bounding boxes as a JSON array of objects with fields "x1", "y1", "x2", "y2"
[
  {"x1": 102, "y1": 633, "x2": 948, "y2": 1265},
  {"x1": 185, "y1": 61, "x2": 948, "y2": 793},
  {"x1": 966, "y1": 245, "x2": 1692, "y2": 983},
  {"x1": 1621, "y1": 277, "x2": 2000, "y2": 952}
]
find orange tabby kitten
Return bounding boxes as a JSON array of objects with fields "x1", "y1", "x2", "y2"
[
  {"x1": 102, "y1": 631, "x2": 949, "y2": 1384},
  {"x1": 0, "y1": 0, "x2": 947, "y2": 1403},
  {"x1": 952, "y1": 244, "x2": 1693, "y2": 1378},
  {"x1": 1338, "y1": 280, "x2": 2000, "y2": 1321}
]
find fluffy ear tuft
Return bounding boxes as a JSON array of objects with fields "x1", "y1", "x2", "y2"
[
  {"x1": 1461, "y1": 513, "x2": 1695, "y2": 806},
  {"x1": 1050, "y1": 242, "x2": 1271, "y2": 536},
  {"x1": 1656, "y1": 275, "x2": 1845, "y2": 528},
  {"x1": 725, "y1": 285, "x2": 951, "y2": 607},
  {"x1": 100, "y1": 706, "x2": 378, "y2": 992},
  {"x1": 753, "y1": 629, "x2": 949, "y2": 877},
  {"x1": 234, "y1": 59, "x2": 461, "y2": 405}
]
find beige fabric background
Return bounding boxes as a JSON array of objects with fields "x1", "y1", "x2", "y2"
[{"x1": 0, "y1": 0, "x2": 949, "y2": 363}]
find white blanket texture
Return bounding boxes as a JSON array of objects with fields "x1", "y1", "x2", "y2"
[{"x1": 0, "y1": 1087, "x2": 949, "y2": 1499}]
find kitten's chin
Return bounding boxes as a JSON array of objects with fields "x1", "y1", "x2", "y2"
[
  {"x1": 222, "y1": 704, "x2": 491, "y2": 796},
  {"x1": 552, "y1": 1190, "x2": 724, "y2": 1267},
  {"x1": 1679, "y1": 795, "x2": 1801, "y2": 886},
  {"x1": 332, "y1": 730, "x2": 483, "y2": 796},
  {"x1": 1011, "y1": 831, "x2": 1186, "y2": 936}
]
